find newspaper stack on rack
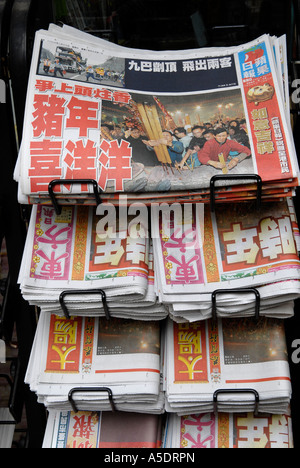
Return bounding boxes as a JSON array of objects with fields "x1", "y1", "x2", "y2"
[
  {"x1": 25, "y1": 313, "x2": 164, "y2": 414},
  {"x1": 14, "y1": 24, "x2": 299, "y2": 207},
  {"x1": 164, "y1": 317, "x2": 291, "y2": 415},
  {"x1": 163, "y1": 412, "x2": 293, "y2": 448},
  {"x1": 18, "y1": 204, "x2": 167, "y2": 320},
  {"x1": 152, "y1": 198, "x2": 300, "y2": 321},
  {"x1": 43, "y1": 410, "x2": 162, "y2": 448},
  {"x1": 0, "y1": 410, "x2": 15, "y2": 448}
]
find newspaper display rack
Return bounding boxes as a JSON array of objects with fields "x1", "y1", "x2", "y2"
[{"x1": 14, "y1": 23, "x2": 300, "y2": 449}]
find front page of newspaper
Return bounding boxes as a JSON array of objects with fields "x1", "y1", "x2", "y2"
[
  {"x1": 17, "y1": 27, "x2": 299, "y2": 202},
  {"x1": 25, "y1": 313, "x2": 162, "y2": 410},
  {"x1": 18, "y1": 204, "x2": 151, "y2": 303},
  {"x1": 43, "y1": 410, "x2": 162, "y2": 448},
  {"x1": 152, "y1": 200, "x2": 300, "y2": 298}
]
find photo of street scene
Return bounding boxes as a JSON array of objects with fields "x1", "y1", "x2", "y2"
[{"x1": 37, "y1": 39, "x2": 125, "y2": 87}]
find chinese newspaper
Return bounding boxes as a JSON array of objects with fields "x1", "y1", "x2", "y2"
[
  {"x1": 14, "y1": 24, "x2": 299, "y2": 207},
  {"x1": 43, "y1": 410, "x2": 162, "y2": 448},
  {"x1": 164, "y1": 317, "x2": 291, "y2": 415},
  {"x1": 25, "y1": 312, "x2": 164, "y2": 414},
  {"x1": 152, "y1": 198, "x2": 300, "y2": 321},
  {"x1": 0, "y1": 410, "x2": 15, "y2": 448},
  {"x1": 163, "y1": 412, "x2": 293, "y2": 448},
  {"x1": 18, "y1": 203, "x2": 167, "y2": 320}
]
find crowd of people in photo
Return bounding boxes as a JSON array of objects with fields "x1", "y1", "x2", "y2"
[{"x1": 101, "y1": 117, "x2": 252, "y2": 171}]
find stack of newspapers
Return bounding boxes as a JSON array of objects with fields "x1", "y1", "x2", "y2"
[
  {"x1": 25, "y1": 312, "x2": 164, "y2": 414},
  {"x1": 43, "y1": 410, "x2": 163, "y2": 448},
  {"x1": 18, "y1": 204, "x2": 167, "y2": 320},
  {"x1": 13, "y1": 24, "x2": 299, "y2": 207},
  {"x1": 163, "y1": 412, "x2": 293, "y2": 448},
  {"x1": 163, "y1": 317, "x2": 292, "y2": 416},
  {"x1": 151, "y1": 198, "x2": 300, "y2": 321}
]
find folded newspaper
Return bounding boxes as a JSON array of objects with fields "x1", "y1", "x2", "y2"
[
  {"x1": 14, "y1": 24, "x2": 299, "y2": 207},
  {"x1": 163, "y1": 412, "x2": 293, "y2": 448},
  {"x1": 152, "y1": 198, "x2": 300, "y2": 321},
  {"x1": 43, "y1": 410, "x2": 162, "y2": 448},
  {"x1": 164, "y1": 317, "x2": 291, "y2": 415},
  {"x1": 25, "y1": 312, "x2": 164, "y2": 413},
  {"x1": 18, "y1": 203, "x2": 167, "y2": 320}
]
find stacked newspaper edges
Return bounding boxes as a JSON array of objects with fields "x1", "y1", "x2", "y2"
[
  {"x1": 18, "y1": 204, "x2": 167, "y2": 320},
  {"x1": 14, "y1": 24, "x2": 299, "y2": 206},
  {"x1": 18, "y1": 198, "x2": 300, "y2": 321},
  {"x1": 163, "y1": 412, "x2": 293, "y2": 448},
  {"x1": 164, "y1": 318, "x2": 291, "y2": 415},
  {"x1": 25, "y1": 314, "x2": 293, "y2": 419},
  {"x1": 25, "y1": 312, "x2": 164, "y2": 414},
  {"x1": 151, "y1": 198, "x2": 300, "y2": 321},
  {"x1": 43, "y1": 410, "x2": 162, "y2": 448}
]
